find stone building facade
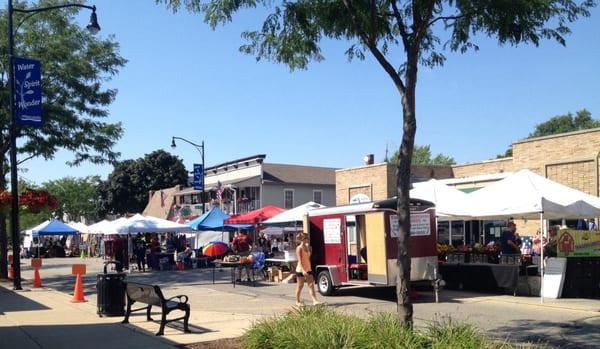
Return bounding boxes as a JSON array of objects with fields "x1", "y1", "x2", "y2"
[
  {"x1": 335, "y1": 162, "x2": 454, "y2": 205},
  {"x1": 453, "y1": 128, "x2": 600, "y2": 197}
]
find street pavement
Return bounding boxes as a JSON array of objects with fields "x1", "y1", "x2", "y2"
[{"x1": 4, "y1": 257, "x2": 600, "y2": 348}]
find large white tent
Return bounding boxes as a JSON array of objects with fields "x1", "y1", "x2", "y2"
[
  {"x1": 462, "y1": 169, "x2": 600, "y2": 220},
  {"x1": 263, "y1": 201, "x2": 325, "y2": 226},
  {"x1": 410, "y1": 179, "x2": 470, "y2": 219},
  {"x1": 456, "y1": 169, "x2": 600, "y2": 302},
  {"x1": 88, "y1": 218, "x2": 128, "y2": 235},
  {"x1": 110, "y1": 214, "x2": 192, "y2": 235}
]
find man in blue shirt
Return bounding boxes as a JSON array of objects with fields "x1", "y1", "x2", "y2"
[{"x1": 500, "y1": 222, "x2": 520, "y2": 255}]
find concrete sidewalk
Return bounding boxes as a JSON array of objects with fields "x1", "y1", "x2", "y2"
[{"x1": 0, "y1": 279, "x2": 261, "y2": 348}]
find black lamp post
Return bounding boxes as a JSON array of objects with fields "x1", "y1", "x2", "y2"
[
  {"x1": 171, "y1": 137, "x2": 205, "y2": 214},
  {"x1": 6, "y1": 0, "x2": 100, "y2": 290}
]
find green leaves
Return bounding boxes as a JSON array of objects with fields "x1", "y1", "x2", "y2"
[
  {"x1": 0, "y1": 0, "x2": 126, "y2": 179},
  {"x1": 390, "y1": 144, "x2": 456, "y2": 166},
  {"x1": 529, "y1": 109, "x2": 600, "y2": 138},
  {"x1": 42, "y1": 176, "x2": 103, "y2": 222},
  {"x1": 99, "y1": 150, "x2": 188, "y2": 215}
]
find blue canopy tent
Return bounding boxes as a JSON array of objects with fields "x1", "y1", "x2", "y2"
[
  {"x1": 31, "y1": 219, "x2": 78, "y2": 237},
  {"x1": 188, "y1": 207, "x2": 252, "y2": 231},
  {"x1": 28, "y1": 219, "x2": 79, "y2": 258},
  {"x1": 187, "y1": 207, "x2": 252, "y2": 249}
]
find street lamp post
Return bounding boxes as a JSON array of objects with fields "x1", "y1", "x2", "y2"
[
  {"x1": 171, "y1": 137, "x2": 205, "y2": 214},
  {"x1": 6, "y1": 0, "x2": 100, "y2": 290}
]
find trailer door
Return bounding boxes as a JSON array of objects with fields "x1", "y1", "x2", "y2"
[
  {"x1": 365, "y1": 212, "x2": 388, "y2": 284},
  {"x1": 322, "y1": 216, "x2": 348, "y2": 283}
]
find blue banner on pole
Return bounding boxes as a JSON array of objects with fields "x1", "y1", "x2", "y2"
[
  {"x1": 193, "y1": 164, "x2": 203, "y2": 190},
  {"x1": 13, "y1": 57, "x2": 42, "y2": 127}
]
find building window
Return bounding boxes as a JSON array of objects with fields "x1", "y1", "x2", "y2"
[
  {"x1": 284, "y1": 189, "x2": 294, "y2": 209},
  {"x1": 313, "y1": 190, "x2": 323, "y2": 204}
]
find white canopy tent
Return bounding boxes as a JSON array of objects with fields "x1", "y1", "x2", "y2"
[
  {"x1": 410, "y1": 179, "x2": 471, "y2": 219},
  {"x1": 88, "y1": 218, "x2": 128, "y2": 235},
  {"x1": 461, "y1": 169, "x2": 600, "y2": 220},
  {"x1": 111, "y1": 214, "x2": 192, "y2": 235},
  {"x1": 262, "y1": 201, "x2": 325, "y2": 226},
  {"x1": 67, "y1": 222, "x2": 89, "y2": 234},
  {"x1": 458, "y1": 169, "x2": 600, "y2": 302}
]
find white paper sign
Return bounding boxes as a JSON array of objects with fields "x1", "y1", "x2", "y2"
[
  {"x1": 411, "y1": 213, "x2": 431, "y2": 236},
  {"x1": 323, "y1": 218, "x2": 341, "y2": 244},
  {"x1": 542, "y1": 257, "x2": 567, "y2": 299},
  {"x1": 390, "y1": 213, "x2": 431, "y2": 238}
]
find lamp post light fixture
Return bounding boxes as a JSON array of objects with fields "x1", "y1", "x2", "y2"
[
  {"x1": 6, "y1": 0, "x2": 100, "y2": 290},
  {"x1": 170, "y1": 137, "x2": 206, "y2": 214}
]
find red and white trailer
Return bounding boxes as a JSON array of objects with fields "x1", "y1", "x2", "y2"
[{"x1": 305, "y1": 198, "x2": 438, "y2": 296}]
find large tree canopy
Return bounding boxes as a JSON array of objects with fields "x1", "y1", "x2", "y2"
[
  {"x1": 99, "y1": 150, "x2": 188, "y2": 215},
  {"x1": 160, "y1": 0, "x2": 595, "y2": 325},
  {"x1": 42, "y1": 176, "x2": 103, "y2": 222},
  {"x1": 0, "y1": 0, "x2": 127, "y2": 189}
]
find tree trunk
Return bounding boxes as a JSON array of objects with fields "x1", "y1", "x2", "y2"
[{"x1": 396, "y1": 54, "x2": 418, "y2": 327}]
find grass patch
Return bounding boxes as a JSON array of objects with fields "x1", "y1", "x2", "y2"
[{"x1": 242, "y1": 307, "x2": 522, "y2": 349}]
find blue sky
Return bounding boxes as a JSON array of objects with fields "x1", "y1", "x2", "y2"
[{"x1": 16, "y1": 1, "x2": 600, "y2": 185}]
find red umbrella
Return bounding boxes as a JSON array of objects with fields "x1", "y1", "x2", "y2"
[{"x1": 203, "y1": 241, "x2": 228, "y2": 257}]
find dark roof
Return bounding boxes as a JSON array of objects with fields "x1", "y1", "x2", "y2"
[
  {"x1": 205, "y1": 154, "x2": 266, "y2": 172},
  {"x1": 262, "y1": 163, "x2": 336, "y2": 186}
]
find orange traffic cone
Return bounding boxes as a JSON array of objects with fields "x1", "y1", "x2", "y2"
[
  {"x1": 33, "y1": 268, "x2": 42, "y2": 288},
  {"x1": 71, "y1": 273, "x2": 86, "y2": 303}
]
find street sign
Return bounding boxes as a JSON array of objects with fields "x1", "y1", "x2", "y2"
[
  {"x1": 13, "y1": 57, "x2": 42, "y2": 127},
  {"x1": 193, "y1": 163, "x2": 203, "y2": 190}
]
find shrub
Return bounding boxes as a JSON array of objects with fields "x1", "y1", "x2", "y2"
[{"x1": 242, "y1": 307, "x2": 519, "y2": 349}]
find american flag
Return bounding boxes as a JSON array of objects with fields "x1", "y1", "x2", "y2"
[{"x1": 216, "y1": 181, "x2": 224, "y2": 201}]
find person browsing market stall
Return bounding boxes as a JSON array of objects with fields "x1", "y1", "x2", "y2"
[
  {"x1": 500, "y1": 222, "x2": 520, "y2": 255},
  {"x1": 233, "y1": 231, "x2": 253, "y2": 282}
]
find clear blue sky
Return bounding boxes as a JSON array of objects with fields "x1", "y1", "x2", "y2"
[{"x1": 16, "y1": 1, "x2": 600, "y2": 185}]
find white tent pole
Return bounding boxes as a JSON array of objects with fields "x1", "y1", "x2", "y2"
[{"x1": 540, "y1": 213, "x2": 544, "y2": 304}]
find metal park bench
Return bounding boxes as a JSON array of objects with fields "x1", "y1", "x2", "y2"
[{"x1": 121, "y1": 282, "x2": 191, "y2": 336}]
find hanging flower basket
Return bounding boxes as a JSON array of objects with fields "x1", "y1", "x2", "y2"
[{"x1": 0, "y1": 189, "x2": 59, "y2": 214}]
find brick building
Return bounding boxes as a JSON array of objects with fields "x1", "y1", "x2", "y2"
[
  {"x1": 449, "y1": 128, "x2": 600, "y2": 238},
  {"x1": 336, "y1": 128, "x2": 600, "y2": 244},
  {"x1": 335, "y1": 161, "x2": 454, "y2": 205}
]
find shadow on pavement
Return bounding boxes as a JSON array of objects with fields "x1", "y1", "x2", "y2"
[
  {"x1": 493, "y1": 318, "x2": 600, "y2": 349},
  {"x1": 0, "y1": 322, "x2": 175, "y2": 349},
  {"x1": 0, "y1": 283, "x2": 51, "y2": 312}
]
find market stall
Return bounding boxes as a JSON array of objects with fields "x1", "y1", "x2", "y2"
[
  {"x1": 187, "y1": 207, "x2": 251, "y2": 249},
  {"x1": 438, "y1": 169, "x2": 600, "y2": 300},
  {"x1": 26, "y1": 219, "x2": 79, "y2": 258}
]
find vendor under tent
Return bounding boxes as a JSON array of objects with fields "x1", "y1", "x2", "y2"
[
  {"x1": 262, "y1": 201, "x2": 325, "y2": 227},
  {"x1": 24, "y1": 219, "x2": 79, "y2": 258},
  {"x1": 457, "y1": 169, "x2": 600, "y2": 302},
  {"x1": 187, "y1": 207, "x2": 252, "y2": 248}
]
